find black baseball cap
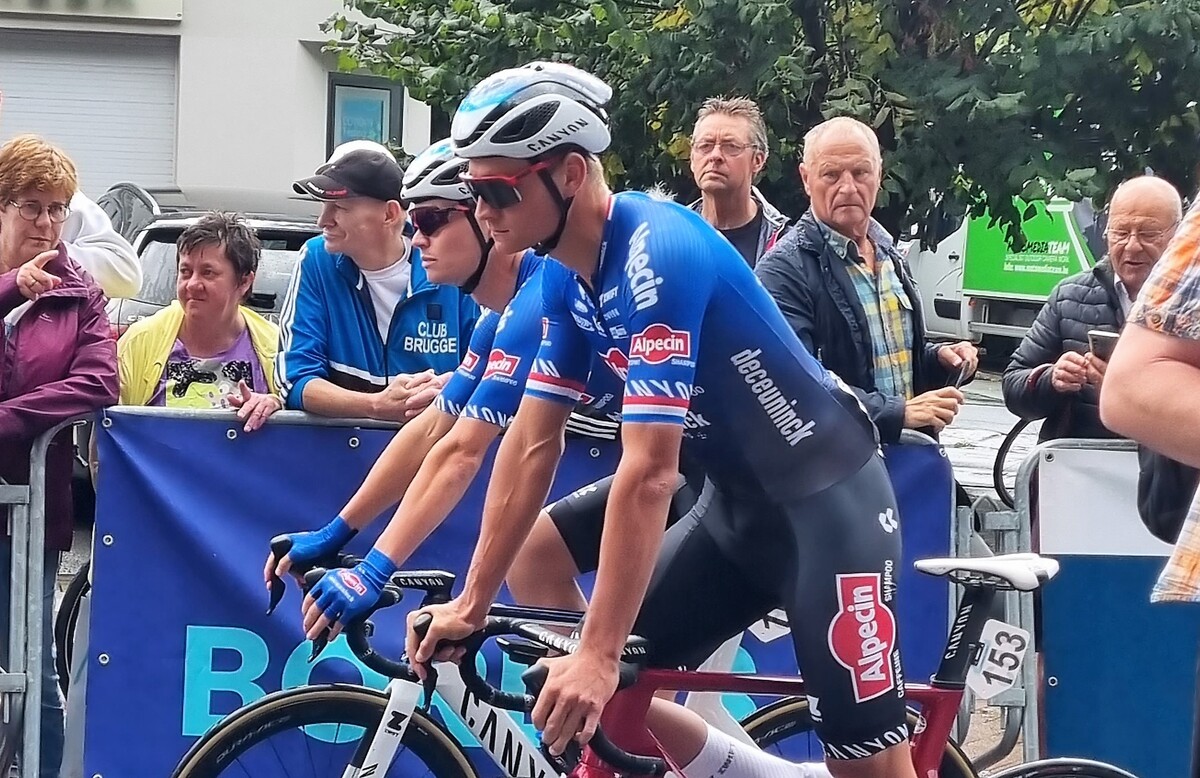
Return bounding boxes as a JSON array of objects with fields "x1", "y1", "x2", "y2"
[{"x1": 292, "y1": 149, "x2": 403, "y2": 202}]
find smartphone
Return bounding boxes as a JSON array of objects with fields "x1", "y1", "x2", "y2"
[
  {"x1": 947, "y1": 361, "x2": 971, "y2": 389},
  {"x1": 1088, "y1": 329, "x2": 1120, "y2": 362}
]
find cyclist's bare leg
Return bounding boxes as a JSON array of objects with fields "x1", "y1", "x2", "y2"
[
  {"x1": 506, "y1": 509, "x2": 587, "y2": 612},
  {"x1": 647, "y1": 700, "x2": 831, "y2": 777}
]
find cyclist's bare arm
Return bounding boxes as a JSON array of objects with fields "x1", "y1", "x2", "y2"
[
  {"x1": 338, "y1": 405, "x2": 458, "y2": 527},
  {"x1": 371, "y1": 416, "x2": 502, "y2": 566},
  {"x1": 408, "y1": 396, "x2": 573, "y2": 668},
  {"x1": 458, "y1": 396, "x2": 574, "y2": 621},
  {"x1": 579, "y1": 422, "x2": 682, "y2": 660}
]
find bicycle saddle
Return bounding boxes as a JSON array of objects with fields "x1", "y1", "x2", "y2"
[{"x1": 914, "y1": 553, "x2": 1060, "y2": 591}]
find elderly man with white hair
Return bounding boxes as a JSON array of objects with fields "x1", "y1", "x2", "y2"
[
  {"x1": 757, "y1": 116, "x2": 978, "y2": 443},
  {"x1": 1004, "y1": 175, "x2": 1183, "y2": 441}
]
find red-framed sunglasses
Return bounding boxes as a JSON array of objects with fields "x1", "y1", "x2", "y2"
[
  {"x1": 459, "y1": 158, "x2": 558, "y2": 209},
  {"x1": 409, "y1": 204, "x2": 473, "y2": 237}
]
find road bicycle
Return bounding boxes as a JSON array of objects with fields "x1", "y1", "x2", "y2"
[{"x1": 172, "y1": 551, "x2": 1137, "y2": 778}]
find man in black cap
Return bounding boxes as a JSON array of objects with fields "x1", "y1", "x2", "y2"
[{"x1": 277, "y1": 144, "x2": 479, "y2": 421}]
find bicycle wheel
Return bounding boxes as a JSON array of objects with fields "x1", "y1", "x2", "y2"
[
  {"x1": 740, "y1": 696, "x2": 977, "y2": 777},
  {"x1": 986, "y1": 758, "x2": 1139, "y2": 778},
  {"x1": 172, "y1": 684, "x2": 478, "y2": 778},
  {"x1": 54, "y1": 562, "x2": 90, "y2": 696}
]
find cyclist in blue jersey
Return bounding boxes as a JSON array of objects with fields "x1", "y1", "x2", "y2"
[
  {"x1": 406, "y1": 63, "x2": 916, "y2": 778},
  {"x1": 265, "y1": 140, "x2": 646, "y2": 637}
]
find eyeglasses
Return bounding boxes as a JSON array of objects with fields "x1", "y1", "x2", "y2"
[
  {"x1": 6, "y1": 200, "x2": 71, "y2": 224},
  {"x1": 690, "y1": 139, "x2": 758, "y2": 158},
  {"x1": 1106, "y1": 223, "x2": 1179, "y2": 246},
  {"x1": 460, "y1": 159, "x2": 558, "y2": 210},
  {"x1": 410, "y1": 204, "x2": 472, "y2": 237}
]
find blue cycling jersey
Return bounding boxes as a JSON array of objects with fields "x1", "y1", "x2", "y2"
[
  {"x1": 527, "y1": 192, "x2": 879, "y2": 499},
  {"x1": 436, "y1": 251, "x2": 622, "y2": 429}
]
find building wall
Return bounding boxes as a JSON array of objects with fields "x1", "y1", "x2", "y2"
[
  {"x1": 0, "y1": 0, "x2": 431, "y2": 193},
  {"x1": 175, "y1": 0, "x2": 431, "y2": 191}
]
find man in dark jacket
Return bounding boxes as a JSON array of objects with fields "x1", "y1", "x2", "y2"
[
  {"x1": 1003, "y1": 175, "x2": 1182, "y2": 440},
  {"x1": 757, "y1": 116, "x2": 978, "y2": 443}
]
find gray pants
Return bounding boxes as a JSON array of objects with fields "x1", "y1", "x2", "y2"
[{"x1": 0, "y1": 540, "x2": 64, "y2": 778}]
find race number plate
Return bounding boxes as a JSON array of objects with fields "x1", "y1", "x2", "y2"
[{"x1": 966, "y1": 619, "x2": 1030, "y2": 700}]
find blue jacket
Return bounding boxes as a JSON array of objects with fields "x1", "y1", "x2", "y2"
[{"x1": 276, "y1": 235, "x2": 479, "y2": 410}]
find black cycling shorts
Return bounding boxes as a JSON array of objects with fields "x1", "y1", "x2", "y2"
[
  {"x1": 631, "y1": 454, "x2": 908, "y2": 761},
  {"x1": 545, "y1": 473, "x2": 699, "y2": 574}
]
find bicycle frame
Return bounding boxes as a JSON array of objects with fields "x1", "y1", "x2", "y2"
[
  {"x1": 366, "y1": 664, "x2": 559, "y2": 778},
  {"x1": 575, "y1": 583, "x2": 999, "y2": 778}
]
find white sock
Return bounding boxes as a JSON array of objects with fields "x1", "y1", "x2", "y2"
[{"x1": 673, "y1": 725, "x2": 833, "y2": 778}]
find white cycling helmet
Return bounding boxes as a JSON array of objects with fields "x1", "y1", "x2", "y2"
[
  {"x1": 451, "y1": 61, "x2": 612, "y2": 159},
  {"x1": 401, "y1": 139, "x2": 494, "y2": 294},
  {"x1": 402, "y1": 138, "x2": 471, "y2": 203}
]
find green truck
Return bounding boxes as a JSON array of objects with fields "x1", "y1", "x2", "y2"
[{"x1": 910, "y1": 198, "x2": 1106, "y2": 353}]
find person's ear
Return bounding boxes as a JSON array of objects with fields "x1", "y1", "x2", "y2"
[
  {"x1": 798, "y1": 163, "x2": 811, "y2": 196},
  {"x1": 239, "y1": 270, "x2": 256, "y2": 301},
  {"x1": 385, "y1": 199, "x2": 406, "y2": 227},
  {"x1": 560, "y1": 153, "x2": 590, "y2": 197},
  {"x1": 752, "y1": 148, "x2": 767, "y2": 176}
]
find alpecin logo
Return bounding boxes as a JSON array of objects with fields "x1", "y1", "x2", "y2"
[
  {"x1": 630, "y1": 324, "x2": 690, "y2": 365},
  {"x1": 600, "y1": 347, "x2": 630, "y2": 380},
  {"x1": 461, "y1": 350, "x2": 480, "y2": 373},
  {"x1": 337, "y1": 570, "x2": 368, "y2": 596},
  {"x1": 828, "y1": 573, "x2": 897, "y2": 702},
  {"x1": 484, "y1": 349, "x2": 520, "y2": 380}
]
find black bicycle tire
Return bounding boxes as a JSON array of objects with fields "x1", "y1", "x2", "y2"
[
  {"x1": 994, "y1": 418, "x2": 1032, "y2": 509},
  {"x1": 54, "y1": 562, "x2": 90, "y2": 696},
  {"x1": 740, "y1": 695, "x2": 978, "y2": 777},
  {"x1": 171, "y1": 684, "x2": 478, "y2": 778},
  {"x1": 985, "y1": 757, "x2": 1139, "y2": 778}
]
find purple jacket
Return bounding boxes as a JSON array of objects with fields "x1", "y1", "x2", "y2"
[{"x1": 0, "y1": 244, "x2": 118, "y2": 551}]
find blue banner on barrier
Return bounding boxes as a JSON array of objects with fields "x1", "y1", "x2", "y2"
[{"x1": 85, "y1": 411, "x2": 952, "y2": 775}]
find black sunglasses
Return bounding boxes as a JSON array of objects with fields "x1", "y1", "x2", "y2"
[
  {"x1": 460, "y1": 158, "x2": 558, "y2": 210},
  {"x1": 410, "y1": 205, "x2": 472, "y2": 237}
]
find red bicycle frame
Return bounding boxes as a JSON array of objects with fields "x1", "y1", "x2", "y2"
[{"x1": 572, "y1": 582, "x2": 999, "y2": 777}]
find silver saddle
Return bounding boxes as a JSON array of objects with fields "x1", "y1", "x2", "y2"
[{"x1": 914, "y1": 553, "x2": 1059, "y2": 592}]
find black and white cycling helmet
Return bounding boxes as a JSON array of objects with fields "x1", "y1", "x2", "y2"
[
  {"x1": 451, "y1": 61, "x2": 612, "y2": 160},
  {"x1": 401, "y1": 138, "x2": 471, "y2": 203},
  {"x1": 401, "y1": 138, "x2": 493, "y2": 294}
]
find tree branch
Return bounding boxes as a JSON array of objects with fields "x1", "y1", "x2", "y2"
[
  {"x1": 1045, "y1": 0, "x2": 1067, "y2": 29},
  {"x1": 1066, "y1": 0, "x2": 1099, "y2": 30}
]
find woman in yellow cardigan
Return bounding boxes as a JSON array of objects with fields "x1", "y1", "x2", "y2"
[{"x1": 117, "y1": 212, "x2": 281, "y2": 431}]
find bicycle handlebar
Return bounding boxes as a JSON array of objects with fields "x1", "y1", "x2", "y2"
[
  {"x1": 442, "y1": 616, "x2": 664, "y2": 776},
  {"x1": 266, "y1": 537, "x2": 664, "y2": 776}
]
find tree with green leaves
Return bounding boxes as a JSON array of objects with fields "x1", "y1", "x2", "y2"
[{"x1": 328, "y1": 0, "x2": 1200, "y2": 242}]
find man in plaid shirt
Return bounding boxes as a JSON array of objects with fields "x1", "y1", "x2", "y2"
[
  {"x1": 1102, "y1": 193, "x2": 1200, "y2": 775},
  {"x1": 757, "y1": 116, "x2": 978, "y2": 443}
]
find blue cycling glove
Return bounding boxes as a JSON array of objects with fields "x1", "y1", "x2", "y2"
[
  {"x1": 282, "y1": 516, "x2": 357, "y2": 570},
  {"x1": 309, "y1": 548, "x2": 399, "y2": 628}
]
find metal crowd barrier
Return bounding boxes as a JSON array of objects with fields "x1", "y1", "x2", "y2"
[
  {"x1": 969, "y1": 436, "x2": 1138, "y2": 765},
  {"x1": 1, "y1": 415, "x2": 91, "y2": 778}
]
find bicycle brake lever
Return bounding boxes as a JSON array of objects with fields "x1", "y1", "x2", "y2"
[
  {"x1": 420, "y1": 664, "x2": 438, "y2": 712},
  {"x1": 309, "y1": 629, "x2": 331, "y2": 662},
  {"x1": 266, "y1": 577, "x2": 286, "y2": 615},
  {"x1": 265, "y1": 536, "x2": 294, "y2": 615}
]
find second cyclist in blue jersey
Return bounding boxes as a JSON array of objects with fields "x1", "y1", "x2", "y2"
[
  {"x1": 407, "y1": 62, "x2": 918, "y2": 778},
  {"x1": 265, "y1": 139, "x2": 625, "y2": 633}
]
